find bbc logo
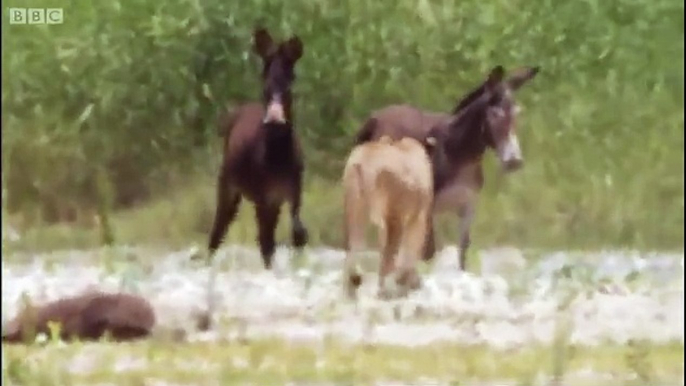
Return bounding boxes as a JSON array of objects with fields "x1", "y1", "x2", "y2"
[{"x1": 8, "y1": 8, "x2": 64, "y2": 25}]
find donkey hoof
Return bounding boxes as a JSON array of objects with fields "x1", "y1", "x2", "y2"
[
  {"x1": 191, "y1": 250, "x2": 208, "y2": 262},
  {"x1": 377, "y1": 287, "x2": 395, "y2": 300},
  {"x1": 408, "y1": 276, "x2": 422, "y2": 291},
  {"x1": 422, "y1": 250, "x2": 437, "y2": 262},
  {"x1": 349, "y1": 273, "x2": 362, "y2": 288},
  {"x1": 396, "y1": 270, "x2": 422, "y2": 292},
  {"x1": 195, "y1": 312, "x2": 212, "y2": 332},
  {"x1": 292, "y1": 226, "x2": 309, "y2": 248},
  {"x1": 346, "y1": 273, "x2": 362, "y2": 299}
]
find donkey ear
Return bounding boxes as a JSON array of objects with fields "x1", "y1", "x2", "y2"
[
  {"x1": 281, "y1": 35, "x2": 304, "y2": 63},
  {"x1": 507, "y1": 66, "x2": 540, "y2": 90},
  {"x1": 253, "y1": 27, "x2": 275, "y2": 59},
  {"x1": 485, "y1": 65, "x2": 506, "y2": 90}
]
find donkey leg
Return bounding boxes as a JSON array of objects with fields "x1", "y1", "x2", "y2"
[
  {"x1": 398, "y1": 211, "x2": 429, "y2": 292},
  {"x1": 343, "y1": 186, "x2": 367, "y2": 298},
  {"x1": 344, "y1": 214, "x2": 366, "y2": 298},
  {"x1": 255, "y1": 203, "x2": 281, "y2": 270},
  {"x1": 344, "y1": 220, "x2": 366, "y2": 299},
  {"x1": 289, "y1": 169, "x2": 309, "y2": 249},
  {"x1": 207, "y1": 169, "x2": 242, "y2": 260},
  {"x1": 456, "y1": 203, "x2": 476, "y2": 271},
  {"x1": 421, "y1": 217, "x2": 436, "y2": 262},
  {"x1": 378, "y1": 217, "x2": 402, "y2": 299}
]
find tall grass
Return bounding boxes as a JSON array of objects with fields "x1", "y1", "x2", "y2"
[{"x1": 2, "y1": 0, "x2": 683, "y2": 251}]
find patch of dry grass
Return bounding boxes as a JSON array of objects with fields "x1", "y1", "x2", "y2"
[{"x1": 2, "y1": 337, "x2": 683, "y2": 386}]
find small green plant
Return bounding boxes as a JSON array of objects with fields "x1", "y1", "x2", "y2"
[
  {"x1": 46, "y1": 321, "x2": 62, "y2": 343},
  {"x1": 550, "y1": 312, "x2": 574, "y2": 386},
  {"x1": 100, "y1": 329, "x2": 114, "y2": 343},
  {"x1": 119, "y1": 259, "x2": 144, "y2": 294},
  {"x1": 5, "y1": 357, "x2": 30, "y2": 385},
  {"x1": 99, "y1": 247, "x2": 119, "y2": 276},
  {"x1": 18, "y1": 293, "x2": 37, "y2": 345},
  {"x1": 43, "y1": 256, "x2": 59, "y2": 274},
  {"x1": 625, "y1": 339, "x2": 655, "y2": 385},
  {"x1": 95, "y1": 165, "x2": 116, "y2": 246}
]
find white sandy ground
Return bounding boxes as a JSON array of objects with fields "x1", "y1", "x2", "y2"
[
  {"x1": 1, "y1": 245, "x2": 684, "y2": 385},
  {"x1": 2, "y1": 245, "x2": 683, "y2": 349}
]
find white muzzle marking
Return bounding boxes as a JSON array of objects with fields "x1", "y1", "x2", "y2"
[
  {"x1": 263, "y1": 98, "x2": 286, "y2": 124},
  {"x1": 497, "y1": 132, "x2": 523, "y2": 170}
]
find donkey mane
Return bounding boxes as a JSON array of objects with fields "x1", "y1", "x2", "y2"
[
  {"x1": 442, "y1": 91, "x2": 492, "y2": 155},
  {"x1": 451, "y1": 83, "x2": 487, "y2": 115}
]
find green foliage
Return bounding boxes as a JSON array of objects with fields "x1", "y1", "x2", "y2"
[{"x1": 2, "y1": 0, "x2": 683, "y2": 250}]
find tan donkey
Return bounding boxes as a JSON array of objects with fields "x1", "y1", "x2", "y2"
[
  {"x1": 342, "y1": 136, "x2": 438, "y2": 299},
  {"x1": 353, "y1": 65, "x2": 540, "y2": 271}
]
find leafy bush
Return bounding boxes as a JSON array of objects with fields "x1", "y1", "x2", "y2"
[{"x1": 2, "y1": 0, "x2": 683, "y2": 249}]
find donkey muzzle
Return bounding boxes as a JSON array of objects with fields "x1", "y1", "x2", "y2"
[
  {"x1": 503, "y1": 158, "x2": 523, "y2": 172},
  {"x1": 497, "y1": 132, "x2": 524, "y2": 173},
  {"x1": 263, "y1": 100, "x2": 286, "y2": 125}
]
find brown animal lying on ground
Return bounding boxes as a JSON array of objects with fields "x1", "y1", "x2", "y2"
[
  {"x1": 2, "y1": 291, "x2": 156, "y2": 344},
  {"x1": 342, "y1": 136, "x2": 437, "y2": 299}
]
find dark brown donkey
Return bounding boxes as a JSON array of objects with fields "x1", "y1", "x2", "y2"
[
  {"x1": 207, "y1": 28, "x2": 308, "y2": 269},
  {"x1": 354, "y1": 65, "x2": 540, "y2": 271}
]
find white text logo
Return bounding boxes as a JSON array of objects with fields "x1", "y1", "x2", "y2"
[{"x1": 8, "y1": 8, "x2": 64, "y2": 25}]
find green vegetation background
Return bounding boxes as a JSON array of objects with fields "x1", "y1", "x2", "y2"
[{"x1": 2, "y1": 0, "x2": 683, "y2": 252}]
